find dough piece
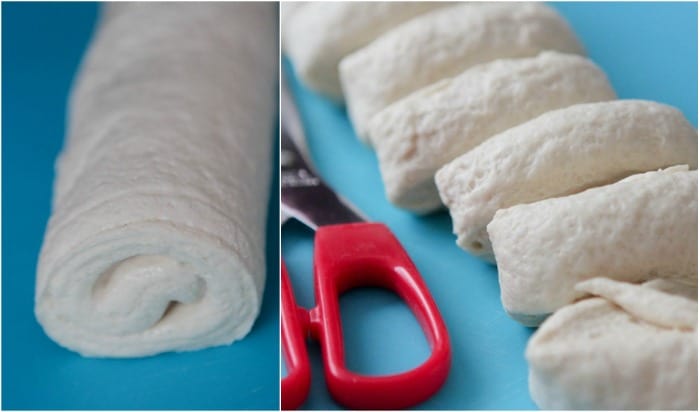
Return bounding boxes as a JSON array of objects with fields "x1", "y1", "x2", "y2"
[
  {"x1": 488, "y1": 167, "x2": 698, "y2": 326},
  {"x1": 527, "y1": 278, "x2": 697, "y2": 410},
  {"x1": 283, "y1": 1, "x2": 445, "y2": 99},
  {"x1": 372, "y1": 52, "x2": 615, "y2": 213},
  {"x1": 280, "y1": 1, "x2": 306, "y2": 51},
  {"x1": 281, "y1": 2, "x2": 305, "y2": 26},
  {"x1": 35, "y1": 3, "x2": 277, "y2": 357},
  {"x1": 436, "y1": 100, "x2": 698, "y2": 261},
  {"x1": 340, "y1": 2, "x2": 584, "y2": 141},
  {"x1": 575, "y1": 277, "x2": 698, "y2": 329}
]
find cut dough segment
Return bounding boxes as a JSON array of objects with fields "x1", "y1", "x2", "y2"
[
  {"x1": 527, "y1": 278, "x2": 697, "y2": 410},
  {"x1": 280, "y1": 2, "x2": 306, "y2": 51},
  {"x1": 488, "y1": 167, "x2": 698, "y2": 326},
  {"x1": 283, "y1": 2, "x2": 445, "y2": 99},
  {"x1": 340, "y1": 2, "x2": 584, "y2": 141},
  {"x1": 436, "y1": 100, "x2": 698, "y2": 261},
  {"x1": 371, "y1": 52, "x2": 615, "y2": 213}
]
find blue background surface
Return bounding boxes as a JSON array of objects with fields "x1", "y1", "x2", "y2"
[
  {"x1": 282, "y1": 2, "x2": 698, "y2": 409},
  {"x1": 3, "y1": 3, "x2": 279, "y2": 409}
]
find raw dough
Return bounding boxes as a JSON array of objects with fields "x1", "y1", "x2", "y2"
[
  {"x1": 488, "y1": 167, "x2": 698, "y2": 326},
  {"x1": 35, "y1": 3, "x2": 277, "y2": 357},
  {"x1": 371, "y1": 52, "x2": 615, "y2": 213},
  {"x1": 340, "y1": 2, "x2": 584, "y2": 141},
  {"x1": 283, "y1": 1, "x2": 445, "y2": 99},
  {"x1": 527, "y1": 277, "x2": 697, "y2": 410},
  {"x1": 436, "y1": 100, "x2": 698, "y2": 260},
  {"x1": 280, "y1": 1, "x2": 306, "y2": 51}
]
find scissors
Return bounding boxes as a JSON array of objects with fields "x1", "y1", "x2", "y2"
[{"x1": 280, "y1": 74, "x2": 451, "y2": 410}]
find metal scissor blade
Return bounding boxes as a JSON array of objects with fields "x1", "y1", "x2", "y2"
[
  {"x1": 280, "y1": 72, "x2": 312, "y2": 166},
  {"x1": 281, "y1": 74, "x2": 366, "y2": 229}
]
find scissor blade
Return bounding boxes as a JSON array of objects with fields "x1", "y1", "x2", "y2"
[{"x1": 281, "y1": 75, "x2": 366, "y2": 229}]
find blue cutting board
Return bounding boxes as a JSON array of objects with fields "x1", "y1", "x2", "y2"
[
  {"x1": 2, "y1": 3, "x2": 279, "y2": 409},
  {"x1": 282, "y1": 2, "x2": 697, "y2": 409}
]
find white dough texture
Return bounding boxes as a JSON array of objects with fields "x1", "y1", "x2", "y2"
[
  {"x1": 35, "y1": 3, "x2": 278, "y2": 357},
  {"x1": 527, "y1": 278, "x2": 697, "y2": 410},
  {"x1": 280, "y1": 2, "x2": 306, "y2": 28},
  {"x1": 436, "y1": 100, "x2": 698, "y2": 260},
  {"x1": 280, "y1": 1, "x2": 306, "y2": 52},
  {"x1": 283, "y1": 1, "x2": 445, "y2": 100},
  {"x1": 488, "y1": 167, "x2": 698, "y2": 326},
  {"x1": 371, "y1": 52, "x2": 615, "y2": 213},
  {"x1": 340, "y1": 2, "x2": 584, "y2": 141}
]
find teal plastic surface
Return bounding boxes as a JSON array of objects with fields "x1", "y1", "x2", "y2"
[{"x1": 282, "y1": 2, "x2": 697, "y2": 409}]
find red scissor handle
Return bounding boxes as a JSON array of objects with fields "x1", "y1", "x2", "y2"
[
  {"x1": 281, "y1": 262, "x2": 311, "y2": 410},
  {"x1": 310, "y1": 222, "x2": 451, "y2": 410}
]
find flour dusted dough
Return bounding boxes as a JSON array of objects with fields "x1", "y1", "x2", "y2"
[
  {"x1": 488, "y1": 167, "x2": 698, "y2": 326},
  {"x1": 527, "y1": 278, "x2": 697, "y2": 410},
  {"x1": 283, "y1": 2, "x2": 445, "y2": 100},
  {"x1": 35, "y1": 3, "x2": 277, "y2": 357},
  {"x1": 371, "y1": 52, "x2": 615, "y2": 213},
  {"x1": 340, "y1": 2, "x2": 584, "y2": 141},
  {"x1": 436, "y1": 100, "x2": 698, "y2": 260}
]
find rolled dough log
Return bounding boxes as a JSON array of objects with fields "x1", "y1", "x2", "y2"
[
  {"x1": 527, "y1": 278, "x2": 697, "y2": 410},
  {"x1": 436, "y1": 100, "x2": 698, "y2": 261},
  {"x1": 35, "y1": 3, "x2": 278, "y2": 357},
  {"x1": 488, "y1": 166, "x2": 698, "y2": 326},
  {"x1": 283, "y1": 1, "x2": 445, "y2": 100},
  {"x1": 371, "y1": 52, "x2": 615, "y2": 213},
  {"x1": 340, "y1": 2, "x2": 584, "y2": 141}
]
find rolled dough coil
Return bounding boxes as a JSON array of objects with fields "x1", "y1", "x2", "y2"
[
  {"x1": 371, "y1": 52, "x2": 615, "y2": 213},
  {"x1": 283, "y1": 1, "x2": 445, "y2": 100},
  {"x1": 340, "y1": 2, "x2": 584, "y2": 141},
  {"x1": 527, "y1": 277, "x2": 697, "y2": 409},
  {"x1": 488, "y1": 167, "x2": 698, "y2": 326},
  {"x1": 436, "y1": 100, "x2": 698, "y2": 261},
  {"x1": 35, "y1": 3, "x2": 278, "y2": 357}
]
